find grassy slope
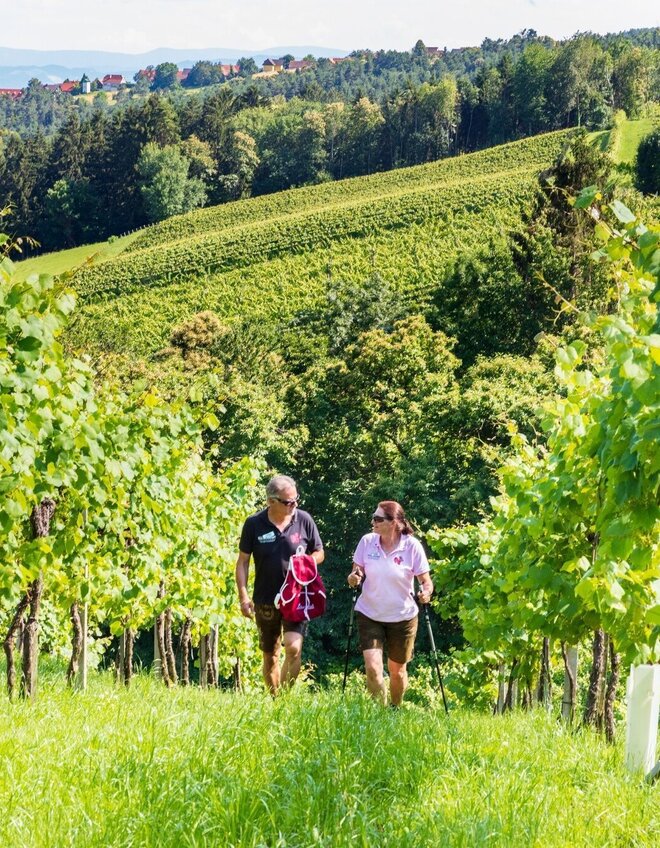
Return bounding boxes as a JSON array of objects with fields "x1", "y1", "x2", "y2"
[
  {"x1": 587, "y1": 113, "x2": 660, "y2": 164},
  {"x1": 13, "y1": 232, "x2": 140, "y2": 282},
  {"x1": 0, "y1": 675, "x2": 658, "y2": 848},
  {"x1": 612, "y1": 115, "x2": 659, "y2": 163},
  {"x1": 66, "y1": 131, "x2": 573, "y2": 357}
]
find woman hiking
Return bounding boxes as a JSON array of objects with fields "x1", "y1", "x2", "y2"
[{"x1": 347, "y1": 500, "x2": 433, "y2": 707}]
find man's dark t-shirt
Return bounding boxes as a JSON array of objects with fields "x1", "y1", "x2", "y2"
[{"x1": 239, "y1": 508, "x2": 323, "y2": 604}]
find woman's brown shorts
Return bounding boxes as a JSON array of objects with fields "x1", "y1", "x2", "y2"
[
  {"x1": 356, "y1": 612, "x2": 418, "y2": 664},
  {"x1": 254, "y1": 603, "x2": 309, "y2": 654}
]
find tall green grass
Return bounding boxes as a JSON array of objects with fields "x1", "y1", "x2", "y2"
[{"x1": 0, "y1": 672, "x2": 657, "y2": 847}]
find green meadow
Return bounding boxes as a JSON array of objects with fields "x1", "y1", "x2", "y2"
[{"x1": 1, "y1": 672, "x2": 658, "y2": 848}]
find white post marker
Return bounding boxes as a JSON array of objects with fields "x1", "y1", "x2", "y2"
[{"x1": 625, "y1": 664, "x2": 660, "y2": 777}]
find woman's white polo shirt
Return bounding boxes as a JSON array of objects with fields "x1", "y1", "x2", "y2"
[{"x1": 352, "y1": 532, "x2": 429, "y2": 623}]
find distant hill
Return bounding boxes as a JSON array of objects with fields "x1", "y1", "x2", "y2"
[{"x1": 0, "y1": 45, "x2": 347, "y2": 87}]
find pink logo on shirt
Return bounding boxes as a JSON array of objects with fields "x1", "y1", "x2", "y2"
[
  {"x1": 394, "y1": 556, "x2": 403, "y2": 565},
  {"x1": 290, "y1": 532, "x2": 301, "y2": 544}
]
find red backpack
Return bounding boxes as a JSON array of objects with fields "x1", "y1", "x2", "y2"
[{"x1": 274, "y1": 546, "x2": 326, "y2": 622}]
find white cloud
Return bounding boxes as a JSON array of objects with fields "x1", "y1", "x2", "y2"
[{"x1": 0, "y1": 0, "x2": 657, "y2": 52}]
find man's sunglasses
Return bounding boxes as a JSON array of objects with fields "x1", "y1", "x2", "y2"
[
  {"x1": 271, "y1": 496, "x2": 299, "y2": 506},
  {"x1": 371, "y1": 514, "x2": 390, "y2": 523}
]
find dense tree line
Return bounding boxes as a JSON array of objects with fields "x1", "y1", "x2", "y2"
[
  {"x1": 1, "y1": 30, "x2": 658, "y2": 253},
  {"x1": 2, "y1": 28, "x2": 657, "y2": 137},
  {"x1": 235, "y1": 28, "x2": 659, "y2": 122}
]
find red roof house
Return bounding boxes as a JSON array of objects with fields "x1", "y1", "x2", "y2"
[
  {"x1": 287, "y1": 60, "x2": 314, "y2": 72},
  {"x1": 0, "y1": 88, "x2": 23, "y2": 100},
  {"x1": 102, "y1": 74, "x2": 125, "y2": 90}
]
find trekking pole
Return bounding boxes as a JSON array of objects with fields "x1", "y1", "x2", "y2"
[
  {"x1": 417, "y1": 585, "x2": 449, "y2": 714},
  {"x1": 342, "y1": 587, "x2": 359, "y2": 693}
]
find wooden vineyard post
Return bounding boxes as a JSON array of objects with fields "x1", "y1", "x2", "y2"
[
  {"x1": 597, "y1": 633, "x2": 610, "y2": 732},
  {"x1": 75, "y1": 561, "x2": 89, "y2": 692},
  {"x1": 625, "y1": 665, "x2": 660, "y2": 777},
  {"x1": 199, "y1": 634, "x2": 207, "y2": 689},
  {"x1": 495, "y1": 663, "x2": 506, "y2": 714},
  {"x1": 211, "y1": 625, "x2": 219, "y2": 686},
  {"x1": 508, "y1": 679, "x2": 519, "y2": 711},
  {"x1": 153, "y1": 622, "x2": 162, "y2": 680},
  {"x1": 118, "y1": 631, "x2": 126, "y2": 684},
  {"x1": 21, "y1": 500, "x2": 56, "y2": 699},
  {"x1": 538, "y1": 637, "x2": 552, "y2": 711},
  {"x1": 561, "y1": 644, "x2": 579, "y2": 722}
]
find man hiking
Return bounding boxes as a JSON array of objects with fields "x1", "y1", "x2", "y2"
[{"x1": 236, "y1": 475, "x2": 324, "y2": 693}]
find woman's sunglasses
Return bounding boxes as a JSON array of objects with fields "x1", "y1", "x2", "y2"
[{"x1": 371, "y1": 514, "x2": 390, "y2": 523}]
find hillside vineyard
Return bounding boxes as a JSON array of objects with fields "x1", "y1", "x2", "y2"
[{"x1": 70, "y1": 131, "x2": 573, "y2": 356}]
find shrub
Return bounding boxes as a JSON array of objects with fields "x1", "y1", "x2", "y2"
[{"x1": 636, "y1": 127, "x2": 660, "y2": 194}]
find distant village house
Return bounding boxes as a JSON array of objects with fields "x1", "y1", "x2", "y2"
[
  {"x1": 137, "y1": 68, "x2": 156, "y2": 82},
  {"x1": 102, "y1": 74, "x2": 125, "y2": 91},
  {"x1": 9, "y1": 52, "x2": 356, "y2": 102},
  {"x1": 286, "y1": 59, "x2": 314, "y2": 72},
  {"x1": 42, "y1": 79, "x2": 87, "y2": 94},
  {"x1": 262, "y1": 58, "x2": 283, "y2": 74}
]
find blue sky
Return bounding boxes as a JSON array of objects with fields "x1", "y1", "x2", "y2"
[{"x1": 0, "y1": 0, "x2": 658, "y2": 53}]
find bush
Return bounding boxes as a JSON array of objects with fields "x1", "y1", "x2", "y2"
[{"x1": 635, "y1": 127, "x2": 660, "y2": 194}]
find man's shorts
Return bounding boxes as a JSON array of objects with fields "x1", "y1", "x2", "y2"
[
  {"x1": 254, "y1": 603, "x2": 309, "y2": 654},
  {"x1": 356, "y1": 612, "x2": 418, "y2": 664}
]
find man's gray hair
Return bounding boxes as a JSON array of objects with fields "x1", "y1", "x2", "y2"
[{"x1": 266, "y1": 474, "x2": 297, "y2": 498}]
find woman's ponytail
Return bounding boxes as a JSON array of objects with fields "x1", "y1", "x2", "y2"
[{"x1": 400, "y1": 517, "x2": 414, "y2": 535}]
